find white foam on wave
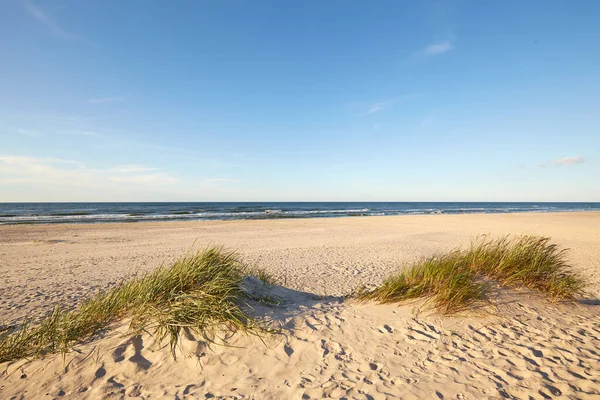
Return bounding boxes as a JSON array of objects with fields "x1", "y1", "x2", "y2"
[
  {"x1": 0, "y1": 213, "x2": 201, "y2": 223},
  {"x1": 2, "y1": 213, "x2": 128, "y2": 222},
  {"x1": 194, "y1": 211, "x2": 265, "y2": 217},
  {"x1": 2, "y1": 205, "x2": 595, "y2": 225},
  {"x1": 284, "y1": 208, "x2": 370, "y2": 215}
]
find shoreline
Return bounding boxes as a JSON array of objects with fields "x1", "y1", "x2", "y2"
[
  {"x1": 2, "y1": 201, "x2": 599, "y2": 226},
  {"x1": 1, "y1": 209, "x2": 599, "y2": 228}
]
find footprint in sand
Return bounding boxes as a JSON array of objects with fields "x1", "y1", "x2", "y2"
[
  {"x1": 111, "y1": 336, "x2": 152, "y2": 370},
  {"x1": 407, "y1": 326, "x2": 439, "y2": 342},
  {"x1": 284, "y1": 344, "x2": 294, "y2": 357},
  {"x1": 94, "y1": 366, "x2": 106, "y2": 379}
]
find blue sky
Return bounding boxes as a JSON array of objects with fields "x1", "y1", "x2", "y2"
[{"x1": 1, "y1": 0, "x2": 598, "y2": 202}]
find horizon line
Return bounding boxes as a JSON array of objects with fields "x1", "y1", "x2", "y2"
[{"x1": 1, "y1": 201, "x2": 599, "y2": 204}]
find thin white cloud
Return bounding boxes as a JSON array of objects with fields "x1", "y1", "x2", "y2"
[
  {"x1": 424, "y1": 39, "x2": 454, "y2": 55},
  {"x1": 553, "y1": 156, "x2": 585, "y2": 166},
  {"x1": 538, "y1": 156, "x2": 585, "y2": 168},
  {"x1": 0, "y1": 155, "x2": 176, "y2": 186},
  {"x1": 0, "y1": 155, "x2": 83, "y2": 166},
  {"x1": 88, "y1": 96, "x2": 127, "y2": 104},
  {"x1": 109, "y1": 173, "x2": 178, "y2": 185},
  {"x1": 17, "y1": 128, "x2": 41, "y2": 137},
  {"x1": 22, "y1": 0, "x2": 80, "y2": 41},
  {"x1": 18, "y1": 126, "x2": 102, "y2": 138},
  {"x1": 367, "y1": 103, "x2": 386, "y2": 114},
  {"x1": 0, "y1": 154, "x2": 247, "y2": 201},
  {"x1": 362, "y1": 94, "x2": 419, "y2": 115}
]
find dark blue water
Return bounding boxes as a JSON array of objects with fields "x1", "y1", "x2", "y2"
[{"x1": 0, "y1": 202, "x2": 599, "y2": 225}]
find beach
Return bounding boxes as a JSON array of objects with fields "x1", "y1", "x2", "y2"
[{"x1": 1, "y1": 212, "x2": 599, "y2": 398}]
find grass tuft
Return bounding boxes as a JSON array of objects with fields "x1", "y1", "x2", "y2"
[
  {"x1": 464, "y1": 235, "x2": 586, "y2": 301},
  {"x1": 0, "y1": 247, "x2": 267, "y2": 363},
  {"x1": 359, "y1": 251, "x2": 488, "y2": 314},
  {"x1": 359, "y1": 235, "x2": 586, "y2": 313}
]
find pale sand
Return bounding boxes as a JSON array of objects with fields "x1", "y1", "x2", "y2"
[{"x1": 1, "y1": 212, "x2": 599, "y2": 398}]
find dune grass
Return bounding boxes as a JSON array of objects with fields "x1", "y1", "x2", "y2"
[
  {"x1": 359, "y1": 235, "x2": 586, "y2": 313},
  {"x1": 0, "y1": 236, "x2": 587, "y2": 362},
  {"x1": 0, "y1": 247, "x2": 270, "y2": 363},
  {"x1": 463, "y1": 235, "x2": 586, "y2": 301},
  {"x1": 359, "y1": 251, "x2": 488, "y2": 313}
]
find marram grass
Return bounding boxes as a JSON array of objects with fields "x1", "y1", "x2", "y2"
[
  {"x1": 463, "y1": 235, "x2": 586, "y2": 301},
  {"x1": 0, "y1": 236, "x2": 587, "y2": 362},
  {"x1": 0, "y1": 247, "x2": 272, "y2": 363},
  {"x1": 359, "y1": 235, "x2": 586, "y2": 313},
  {"x1": 358, "y1": 250, "x2": 488, "y2": 314}
]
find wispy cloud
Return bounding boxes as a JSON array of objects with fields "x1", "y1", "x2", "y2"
[
  {"x1": 109, "y1": 173, "x2": 178, "y2": 185},
  {"x1": 88, "y1": 96, "x2": 127, "y2": 104},
  {"x1": 539, "y1": 156, "x2": 585, "y2": 168},
  {"x1": 0, "y1": 155, "x2": 176, "y2": 186},
  {"x1": 22, "y1": 0, "x2": 80, "y2": 41},
  {"x1": 366, "y1": 102, "x2": 387, "y2": 114},
  {"x1": 361, "y1": 94, "x2": 419, "y2": 115},
  {"x1": 17, "y1": 128, "x2": 41, "y2": 137},
  {"x1": 424, "y1": 39, "x2": 454, "y2": 55},
  {"x1": 0, "y1": 155, "x2": 84, "y2": 167},
  {"x1": 0, "y1": 154, "x2": 246, "y2": 201},
  {"x1": 553, "y1": 156, "x2": 585, "y2": 165}
]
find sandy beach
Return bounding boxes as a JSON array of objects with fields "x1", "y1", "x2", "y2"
[{"x1": 1, "y1": 212, "x2": 599, "y2": 398}]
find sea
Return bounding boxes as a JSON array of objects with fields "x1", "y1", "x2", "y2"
[{"x1": 0, "y1": 202, "x2": 599, "y2": 225}]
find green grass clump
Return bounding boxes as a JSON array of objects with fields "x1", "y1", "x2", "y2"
[
  {"x1": 0, "y1": 247, "x2": 266, "y2": 363},
  {"x1": 464, "y1": 235, "x2": 586, "y2": 301},
  {"x1": 360, "y1": 235, "x2": 586, "y2": 313},
  {"x1": 359, "y1": 251, "x2": 488, "y2": 314}
]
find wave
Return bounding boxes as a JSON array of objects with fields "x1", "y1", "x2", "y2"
[
  {"x1": 0, "y1": 213, "x2": 194, "y2": 223},
  {"x1": 282, "y1": 208, "x2": 370, "y2": 215},
  {"x1": 1, "y1": 204, "x2": 598, "y2": 225},
  {"x1": 0, "y1": 208, "x2": 373, "y2": 223},
  {"x1": 48, "y1": 212, "x2": 92, "y2": 216}
]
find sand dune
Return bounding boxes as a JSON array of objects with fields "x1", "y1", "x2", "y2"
[{"x1": 1, "y1": 212, "x2": 599, "y2": 398}]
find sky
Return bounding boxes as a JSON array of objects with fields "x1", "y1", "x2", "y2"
[{"x1": 1, "y1": 0, "x2": 599, "y2": 202}]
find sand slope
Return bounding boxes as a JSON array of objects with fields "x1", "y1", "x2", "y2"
[{"x1": 1, "y1": 282, "x2": 599, "y2": 399}]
